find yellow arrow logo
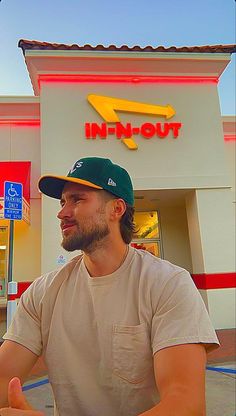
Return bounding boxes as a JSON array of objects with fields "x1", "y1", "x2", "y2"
[{"x1": 88, "y1": 95, "x2": 175, "y2": 149}]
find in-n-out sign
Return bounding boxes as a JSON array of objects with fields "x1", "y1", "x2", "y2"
[{"x1": 85, "y1": 95, "x2": 182, "y2": 150}]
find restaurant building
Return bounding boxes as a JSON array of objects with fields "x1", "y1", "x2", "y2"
[{"x1": 0, "y1": 40, "x2": 235, "y2": 334}]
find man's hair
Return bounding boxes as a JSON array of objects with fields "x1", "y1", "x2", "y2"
[
  {"x1": 100, "y1": 190, "x2": 135, "y2": 244},
  {"x1": 119, "y1": 204, "x2": 135, "y2": 244}
]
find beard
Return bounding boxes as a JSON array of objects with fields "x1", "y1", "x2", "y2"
[{"x1": 61, "y1": 218, "x2": 110, "y2": 253}]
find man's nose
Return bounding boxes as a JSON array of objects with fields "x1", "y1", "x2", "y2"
[{"x1": 57, "y1": 203, "x2": 72, "y2": 219}]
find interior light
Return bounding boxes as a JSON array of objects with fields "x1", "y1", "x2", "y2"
[{"x1": 0, "y1": 245, "x2": 6, "y2": 250}]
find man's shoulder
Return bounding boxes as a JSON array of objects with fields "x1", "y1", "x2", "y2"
[
  {"x1": 25, "y1": 254, "x2": 83, "y2": 297},
  {"x1": 133, "y1": 248, "x2": 186, "y2": 276},
  {"x1": 130, "y1": 248, "x2": 192, "y2": 292}
]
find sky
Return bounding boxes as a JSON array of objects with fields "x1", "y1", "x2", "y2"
[{"x1": 0, "y1": 0, "x2": 235, "y2": 115}]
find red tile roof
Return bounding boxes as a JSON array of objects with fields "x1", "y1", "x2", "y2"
[{"x1": 18, "y1": 39, "x2": 236, "y2": 55}]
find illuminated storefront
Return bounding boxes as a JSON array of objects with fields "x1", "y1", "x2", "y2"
[{"x1": 0, "y1": 40, "x2": 235, "y2": 334}]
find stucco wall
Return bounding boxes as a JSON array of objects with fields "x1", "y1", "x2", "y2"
[
  {"x1": 40, "y1": 81, "x2": 229, "y2": 187},
  {"x1": 39, "y1": 80, "x2": 231, "y2": 272},
  {"x1": 160, "y1": 205, "x2": 192, "y2": 272}
]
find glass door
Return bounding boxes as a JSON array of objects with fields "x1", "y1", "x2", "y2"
[{"x1": 131, "y1": 211, "x2": 163, "y2": 257}]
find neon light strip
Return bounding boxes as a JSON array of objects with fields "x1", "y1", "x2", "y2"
[
  {"x1": 224, "y1": 134, "x2": 236, "y2": 142},
  {"x1": 38, "y1": 74, "x2": 218, "y2": 85},
  {"x1": 0, "y1": 119, "x2": 40, "y2": 126},
  {"x1": 191, "y1": 272, "x2": 236, "y2": 290}
]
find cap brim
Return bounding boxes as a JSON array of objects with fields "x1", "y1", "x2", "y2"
[{"x1": 38, "y1": 175, "x2": 103, "y2": 199}]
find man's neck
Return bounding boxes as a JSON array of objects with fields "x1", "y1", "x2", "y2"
[{"x1": 83, "y1": 241, "x2": 129, "y2": 277}]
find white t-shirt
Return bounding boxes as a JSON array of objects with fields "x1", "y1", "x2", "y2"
[{"x1": 4, "y1": 247, "x2": 219, "y2": 416}]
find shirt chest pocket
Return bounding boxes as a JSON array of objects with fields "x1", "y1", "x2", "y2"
[{"x1": 112, "y1": 323, "x2": 153, "y2": 384}]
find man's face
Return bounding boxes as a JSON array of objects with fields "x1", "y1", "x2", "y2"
[{"x1": 57, "y1": 182, "x2": 110, "y2": 252}]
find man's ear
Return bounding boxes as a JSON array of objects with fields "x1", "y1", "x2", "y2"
[{"x1": 111, "y1": 199, "x2": 126, "y2": 219}]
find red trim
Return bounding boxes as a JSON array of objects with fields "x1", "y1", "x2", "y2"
[
  {"x1": 8, "y1": 281, "x2": 32, "y2": 301},
  {"x1": 0, "y1": 119, "x2": 40, "y2": 126},
  {"x1": 38, "y1": 74, "x2": 219, "y2": 85},
  {"x1": 191, "y1": 272, "x2": 236, "y2": 289},
  {"x1": 0, "y1": 162, "x2": 31, "y2": 202},
  {"x1": 7, "y1": 273, "x2": 235, "y2": 300},
  {"x1": 224, "y1": 134, "x2": 236, "y2": 142}
]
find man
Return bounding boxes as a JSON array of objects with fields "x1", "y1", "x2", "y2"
[{"x1": 0, "y1": 157, "x2": 219, "y2": 415}]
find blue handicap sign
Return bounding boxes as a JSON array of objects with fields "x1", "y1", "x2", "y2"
[{"x1": 4, "y1": 182, "x2": 23, "y2": 220}]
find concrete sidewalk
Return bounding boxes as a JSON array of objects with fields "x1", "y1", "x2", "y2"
[{"x1": 206, "y1": 362, "x2": 236, "y2": 416}]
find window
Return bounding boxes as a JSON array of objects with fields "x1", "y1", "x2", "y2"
[
  {"x1": 132, "y1": 211, "x2": 163, "y2": 257},
  {"x1": 0, "y1": 227, "x2": 8, "y2": 298}
]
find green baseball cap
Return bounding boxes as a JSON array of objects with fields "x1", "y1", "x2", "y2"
[{"x1": 38, "y1": 157, "x2": 134, "y2": 206}]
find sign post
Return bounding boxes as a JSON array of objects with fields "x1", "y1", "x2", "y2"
[{"x1": 4, "y1": 181, "x2": 23, "y2": 328}]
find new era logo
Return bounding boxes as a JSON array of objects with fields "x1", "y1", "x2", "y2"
[{"x1": 108, "y1": 178, "x2": 116, "y2": 187}]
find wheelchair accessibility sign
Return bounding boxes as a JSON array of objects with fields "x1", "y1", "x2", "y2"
[{"x1": 4, "y1": 182, "x2": 23, "y2": 220}]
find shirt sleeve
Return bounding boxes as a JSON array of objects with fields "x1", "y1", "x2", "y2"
[
  {"x1": 3, "y1": 278, "x2": 43, "y2": 356},
  {"x1": 151, "y1": 270, "x2": 220, "y2": 355}
]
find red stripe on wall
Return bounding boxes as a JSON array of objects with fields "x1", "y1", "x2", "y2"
[
  {"x1": 7, "y1": 273, "x2": 236, "y2": 300},
  {"x1": 8, "y1": 281, "x2": 32, "y2": 301},
  {"x1": 191, "y1": 273, "x2": 236, "y2": 290},
  {"x1": 224, "y1": 135, "x2": 236, "y2": 142}
]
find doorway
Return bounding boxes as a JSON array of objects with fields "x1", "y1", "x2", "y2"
[{"x1": 132, "y1": 211, "x2": 163, "y2": 257}]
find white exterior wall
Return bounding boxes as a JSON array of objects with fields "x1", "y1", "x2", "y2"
[
  {"x1": 185, "y1": 191, "x2": 205, "y2": 273},
  {"x1": 195, "y1": 188, "x2": 235, "y2": 273},
  {"x1": 160, "y1": 205, "x2": 192, "y2": 271},
  {"x1": 186, "y1": 188, "x2": 235, "y2": 273},
  {"x1": 40, "y1": 80, "x2": 230, "y2": 274},
  {"x1": 224, "y1": 139, "x2": 235, "y2": 203},
  {"x1": 207, "y1": 289, "x2": 236, "y2": 329},
  {"x1": 39, "y1": 81, "x2": 229, "y2": 188},
  {"x1": 186, "y1": 188, "x2": 235, "y2": 328}
]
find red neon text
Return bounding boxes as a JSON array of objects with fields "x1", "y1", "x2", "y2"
[{"x1": 85, "y1": 122, "x2": 182, "y2": 139}]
